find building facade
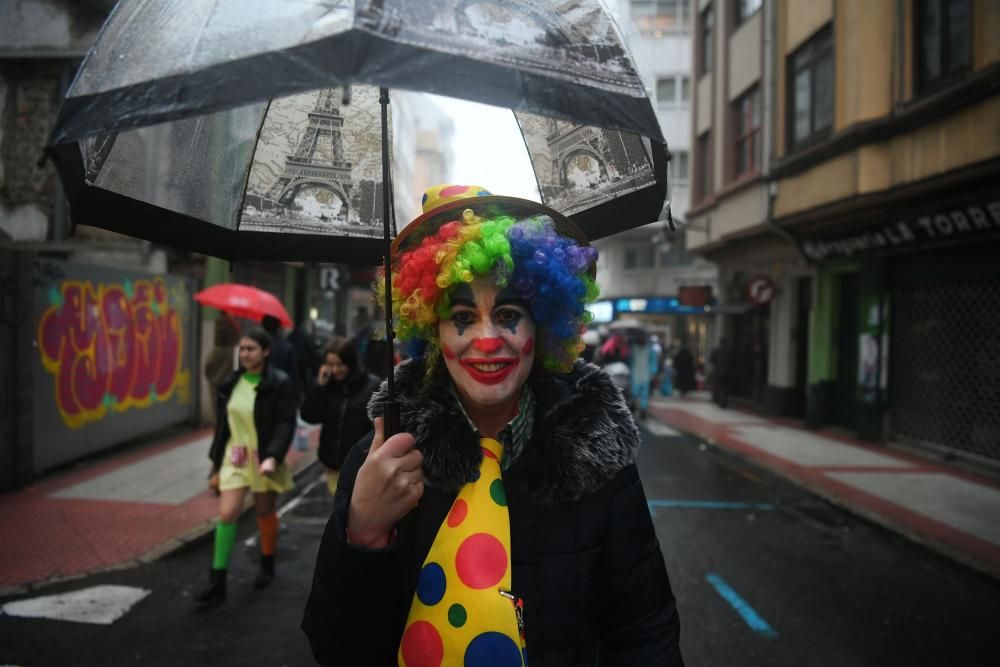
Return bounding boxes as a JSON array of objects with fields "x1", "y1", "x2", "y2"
[
  {"x1": 594, "y1": 0, "x2": 718, "y2": 365},
  {"x1": 688, "y1": 0, "x2": 1000, "y2": 470}
]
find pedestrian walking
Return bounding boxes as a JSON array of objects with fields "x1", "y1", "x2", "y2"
[
  {"x1": 263, "y1": 314, "x2": 302, "y2": 399},
  {"x1": 193, "y1": 326, "x2": 298, "y2": 609},
  {"x1": 709, "y1": 336, "x2": 735, "y2": 408},
  {"x1": 302, "y1": 185, "x2": 683, "y2": 666},
  {"x1": 629, "y1": 330, "x2": 659, "y2": 419},
  {"x1": 300, "y1": 337, "x2": 381, "y2": 495},
  {"x1": 673, "y1": 342, "x2": 697, "y2": 396}
]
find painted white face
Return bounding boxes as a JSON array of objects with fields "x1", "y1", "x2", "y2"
[{"x1": 438, "y1": 277, "x2": 536, "y2": 412}]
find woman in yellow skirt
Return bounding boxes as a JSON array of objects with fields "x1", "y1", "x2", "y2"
[{"x1": 194, "y1": 326, "x2": 298, "y2": 608}]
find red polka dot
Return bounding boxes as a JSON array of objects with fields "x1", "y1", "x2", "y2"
[
  {"x1": 447, "y1": 499, "x2": 468, "y2": 528},
  {"x1": 439, "y1": 185, "x2": 470, "y2": 198},
  {"x1": 400, "y1": 621, "x2": 443, "y2": 667},
  {"x1": 481, "y1": 447, "x2": 498, "y2": 461},
  {"x1": 456, "y1": 533, "x2": 508, "y2": 589}
]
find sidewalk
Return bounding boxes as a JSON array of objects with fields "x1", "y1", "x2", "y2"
[
  {"x1": 648, "y1": 393, "x2": 1000, "y2": 581},
  {"x1": 0, "y1": 426, "x2": 319, "y2": 595}
]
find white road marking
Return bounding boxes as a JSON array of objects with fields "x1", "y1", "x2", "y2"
[
  {"x1": 642, "y1": 419, "x2": 681, "y2": 437},
  {"x1": 1, "y1": 585, "x2": 150, "y2": 625}
]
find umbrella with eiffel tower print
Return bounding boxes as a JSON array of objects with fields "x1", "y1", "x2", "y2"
[{"x1": 45, "y1": 0, "x2": 672, "y2": 264}]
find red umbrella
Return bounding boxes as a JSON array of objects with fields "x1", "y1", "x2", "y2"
[{"x1": 194, "y1": 283, "x2": 292, "y2": 329}]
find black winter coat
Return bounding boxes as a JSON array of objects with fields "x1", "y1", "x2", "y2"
[
  {"x1": 208, "y1": 366, "x2": 298, "y2": 471},
  {"x1": 302, "y1": 359, "x2": 683, "y2": 666},
  {"x1": 299, "y1": 369, "x2": 381, "y2": 470}
]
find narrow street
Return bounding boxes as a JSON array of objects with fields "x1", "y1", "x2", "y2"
[{"x1": 2, "y1": 422, "x2": 999, "y2": 666}]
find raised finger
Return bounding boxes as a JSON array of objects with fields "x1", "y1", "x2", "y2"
[{"x1": 367, "y1": 417, "x2": 385, "y2": 457}]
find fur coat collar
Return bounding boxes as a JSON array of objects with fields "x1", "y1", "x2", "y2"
[{"x1": 368, "y1": 358, "x2": 640, "y2": 504}]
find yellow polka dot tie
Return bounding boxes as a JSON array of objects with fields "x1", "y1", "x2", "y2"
[{"x1": 398, "y1": 438, "x2": 526, "y2": 667}]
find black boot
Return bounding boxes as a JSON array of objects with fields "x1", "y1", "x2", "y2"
[
  {"x1": 193, "y1": 568, "x2": 226, "y2": 608},
  {"x1": 253, "y1": 555, "x2": 275, "y2": 589}
]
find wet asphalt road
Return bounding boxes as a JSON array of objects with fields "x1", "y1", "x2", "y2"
[{"x1": 2, "y1": 424, "x2": 1000, "y2": 666}]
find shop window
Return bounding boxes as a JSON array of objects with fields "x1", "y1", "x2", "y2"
[
  {"x1": 699, "y1": 5, "x2": 714, "y2": 77},
  {"x1": 787, "y1": 26, "x2": 833, "y2": 149},
  {"x1": 631, "y1": 0, "x2": 691, "y2": 37},
  {"x1": 733, "y1": 86, "x2": 761, "y2": 177},
  {"x1": 624, "y1": 244, "x2": 656, "y2": 270},
  {"x1": 734, "y1": 0, "x2": 762, "y2": 26},
  {"x1": 915, "y1": 0, "x2": 970, "y2": 93}
]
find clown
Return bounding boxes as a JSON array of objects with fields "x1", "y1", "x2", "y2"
[{"x1": 303, "y1": 186, "x2": 683, "y2": 667}]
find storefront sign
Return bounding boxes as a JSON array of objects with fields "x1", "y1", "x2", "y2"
[
  {"x1": 746, "y1": 275, "x2": 775, "y2": 305},
  {"x1": 679, "y1": 285, "x2": 713, "y2": 307},
  {"x1": 801, "y1": 198, "x2": 1000, "y2": 261},
  {"x1": 614, "y1": 296, "x2": 705, "y2": 315}
]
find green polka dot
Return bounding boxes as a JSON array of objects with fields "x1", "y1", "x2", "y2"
[
  {"x1": 489, "y1": 479, "x2": 507, "y2": 506},
  {"x1": 448, "y1": 603, "x2": 467, "y2": 628}
]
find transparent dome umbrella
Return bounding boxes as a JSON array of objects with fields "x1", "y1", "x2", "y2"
[{"x1": 44, "y1": 0, "x2": 674, "y2": 430}]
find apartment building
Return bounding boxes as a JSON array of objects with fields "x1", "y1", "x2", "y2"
[
  {"x1": 688, "y1": 0, "x2": 1000, "y2": 469},
  {"x1": 592, "y1": 0, "x2": 718, "y2": 362}
]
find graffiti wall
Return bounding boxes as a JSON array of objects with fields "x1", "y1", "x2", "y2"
[{"x1": 32, "y1": 259, "x2": 197, "y2": 472}]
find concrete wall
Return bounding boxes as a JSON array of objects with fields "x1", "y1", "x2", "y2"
[
  {"x1": 729, "y1": 10, "x2": 762, "y2": 101},
  {"x1": 785, "y1": 0, "x2": 832, "y2": 54}
]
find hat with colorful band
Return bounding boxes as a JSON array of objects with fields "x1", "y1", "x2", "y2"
[{"x1": 391, "y1": 184, "x2": 592, "y2": 262}]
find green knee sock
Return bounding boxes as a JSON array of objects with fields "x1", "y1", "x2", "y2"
[{"x1": 211, "y1": 521, "x2": 237, "y2": 569}]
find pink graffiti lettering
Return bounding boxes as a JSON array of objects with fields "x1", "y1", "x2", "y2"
[{"x1": 37, "y1": 278, "x2": 191, "y2": 429}]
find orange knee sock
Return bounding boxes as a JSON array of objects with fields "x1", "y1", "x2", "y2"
[{"x1": 257, "y1": 512, "x2": 278, "y2": 556}]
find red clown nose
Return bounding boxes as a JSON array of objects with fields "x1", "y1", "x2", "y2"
[{"x1": 471, "y1": 337, "x2": 504, "y2": 353}]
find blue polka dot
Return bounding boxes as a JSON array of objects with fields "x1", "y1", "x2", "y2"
[
  {"x1": 476, "y1": 190, "x2": 491, "y2": 197},
  {"x1": 416, "y1": 562, "x2": 446, "y2": 606},
  {"x1": 470, "y1": 469, "x2": 481, "y2": 482},
  {"x1": 421, "y1": 192, "x2": 428, "y2": 205},
  {"x1": 464, "y1": 632, "x2": 522, "y2": 666}
]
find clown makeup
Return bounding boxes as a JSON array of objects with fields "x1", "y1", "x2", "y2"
[{"x1": 439, "y1": 277, "x2": 536, "y2": 422}]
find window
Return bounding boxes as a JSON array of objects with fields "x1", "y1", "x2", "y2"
[
  {"x1": 660, "y1": 233, "x2": 693, "y2": 267},
  {"x1": 672, "y1": 150, "x2": 690, "y2": 183},
  {"x1": 696, "y1": 131, "x2": 712, "y2": 200},
  {"x1": 656, "y1": 75, "x2": 691, "y2": 107},
  {"x1": 630, "y1": 0, "x2": 691, "y2": 37},
  {"x1": 699, "y1": 5, "x2": 714, "y2": 76},
  {"x1": 788, "y1": 26, "x2": 833, "y2": 149},
  {"x1": 624, "y1": 244, "x2": 656, "y2": 270},
  {"x1": 915, "y1": 0, "x2": 970, "y2": 92},
  {"x1": 733, "y1": 87, "x2": 761, "y2": 176},
  {"x1": 734, "y1": 0, "x2": 762, "y2": 26}
]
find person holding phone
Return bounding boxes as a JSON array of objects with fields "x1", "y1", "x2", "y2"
[
  {"x1": 193, "y1": 326, "x2": 297, "y2": 608},
  {"x1": 300, "y1": 337, "x2": 381, "y2": 495},
  {"x1": 302, "y1": 185, "x2": 683, "y2": 666}
]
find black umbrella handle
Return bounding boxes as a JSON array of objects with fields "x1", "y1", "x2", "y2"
[{"x1": 382, "y1": 400, "x2": 400, "y2": 438}]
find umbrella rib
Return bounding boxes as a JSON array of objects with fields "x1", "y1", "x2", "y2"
[{"x1": 230, "y1": 99, "x2": 274, "y2": 260}]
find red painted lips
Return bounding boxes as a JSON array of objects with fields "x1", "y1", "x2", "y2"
[{"x1": 459, "y1": 357, "x2": 519, "y2": 385}]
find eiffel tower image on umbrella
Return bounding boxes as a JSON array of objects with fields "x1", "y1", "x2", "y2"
[
  {"x1": 529, "y1": 116, "x2": 656, "y2": 217},
  {"x1": 268, "y1": 88, "x2": 353, "y2": 221},
  {"x1": 241, "y1": 87, "x2": 386, "y2": 238}
]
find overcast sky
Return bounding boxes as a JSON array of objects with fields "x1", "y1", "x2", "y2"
[{"x1": 430, "y1": 94, "x2": 541, "y2": 201}]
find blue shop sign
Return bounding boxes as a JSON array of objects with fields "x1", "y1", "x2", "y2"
[{"x1": 615, "y1": 297, "x2": 705, "y2": 315}]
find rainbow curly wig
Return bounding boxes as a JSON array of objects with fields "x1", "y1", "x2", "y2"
[{"x1": 377, "y1": 207, "x2": 599, "y2": 373}]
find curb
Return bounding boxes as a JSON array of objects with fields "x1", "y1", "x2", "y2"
[
  {"x1": 0, "y1": 454, "x2": 323, "y2": 598},
  {"x1": 648, "y1": 407, "x2": 1000, "y2": 584}
]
